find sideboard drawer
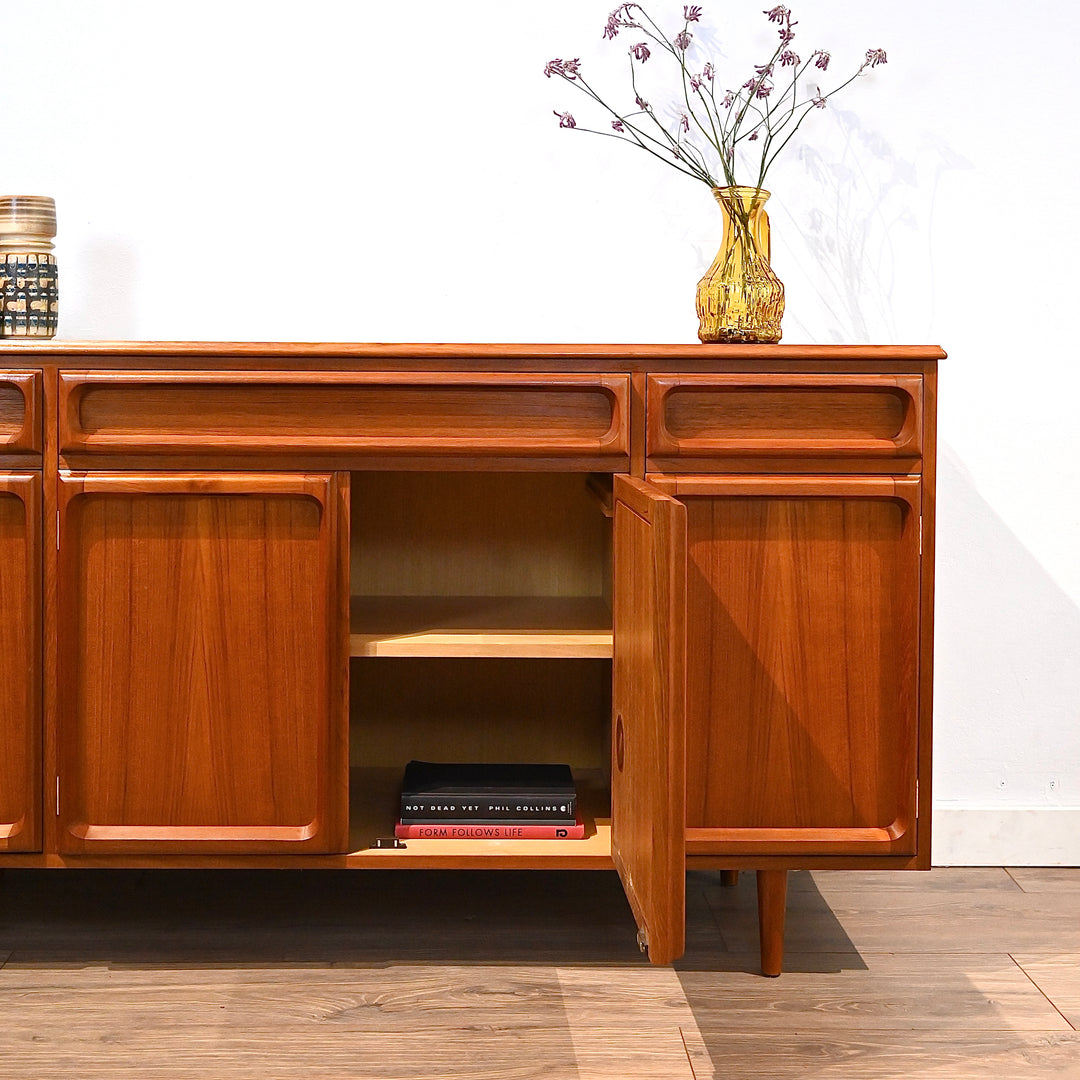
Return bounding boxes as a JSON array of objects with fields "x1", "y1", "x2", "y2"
[
  {"x1": 0, "y1": 371, "x2": 41, "y2": 459},
  {"x1": 59, "y1": 372, "x2": 631, "y2": 467},
  {"x1": 647, "y1": 374, "x2": 923, "y2": 472}
]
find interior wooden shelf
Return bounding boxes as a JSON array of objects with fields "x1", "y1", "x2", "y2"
[
  {"x1": 345, "y1": 766, "x2": 613, "y2": 868},
  {"x1": 349, "y1": 595, "x2": 614, "y2": 658}
]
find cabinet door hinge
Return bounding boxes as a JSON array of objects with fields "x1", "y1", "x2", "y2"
[{"x1": 636, "y1": 927, "x2": 649, "y2": 954}]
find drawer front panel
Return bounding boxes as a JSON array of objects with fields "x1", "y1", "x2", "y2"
[
  {"x1": 0, "y1": 371, "x2": 41, "y2": 457},
  {"x1": 647, "y1": 374, "x2": 922, "y2": 471},
  {"x1": 59, "y1": 372, "x2": 630, "y2": 464}
]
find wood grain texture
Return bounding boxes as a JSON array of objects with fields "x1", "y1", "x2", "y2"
[
  {"x1": 55, "y1": 472, "x2": 348, "y2": 854},
  {"x1": 0, "y1": 475, "x2": 40, "y2": 851},
  {"x1": 59, "y1": 371, "x2": 630, "y2": 466},
  {"x1": 678, "y1": 477, "x2": 921, "y2": 856},
  {"x1": 0, "y1": 339, "x2": 948, "y2": 363},
  {"x1": 350, "y1": 471, "x2": 611, "y2": 599},
  {"x1": 611, "y1": 476, "x2": 686, "y2": 965},
  {"x1": 647, "y1": 373, "x2": 923, "y2": 472},
  {"x1": 1011, "y1": 954, "x2": 1080, "y2": 1028},
  {"x1": 678, "y1": 950, "x2": 1073, "y2": 1031},
  {"x1": 0, "y1": 371, "x2": 40, "y2": 457},
  {"x1": 350, "y1": 658, "x2": 611, "y2": 772},
  {"x1": 756, "y1": 869, "x2": 787, "y2": 977},
  {"x1": 2, "y1": 866, "x2": 1077, "y2": 1080},
  {"x1": 683, "y1": 1031, "x2": 1080, "y2": 1080},
  {"x1": 705, "y1": 870, "x2": 1080, "y2": 956},
  {"x1": 2, "y1": 342, "x2": 940, "y2": 982},
  {"x1": 349, "y1": 595, "x2": 613, "y2": 657},
  {"x1": 1008, "y1": 868, "x2": 1080, "y2": 893}
]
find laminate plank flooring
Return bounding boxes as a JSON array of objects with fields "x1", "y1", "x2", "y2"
[
  {"x1": 1008, "y1": 867, "x2": 1080, "y2": 892},
  {"x1": 1011, "y1": 954, "x2": 1080, "y2": 1028},
  {"x1": 1, "y1": 867, "x2": 1079, "y2": 1079}
]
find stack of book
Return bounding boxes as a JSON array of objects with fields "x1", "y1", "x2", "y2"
[{"x1": 395, "y1": 760, "x2": 584, "y2": 839}]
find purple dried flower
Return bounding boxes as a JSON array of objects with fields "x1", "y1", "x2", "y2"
[
  {"x1": 811, "y1": 88, "x2": 826, "y2": 108},
  {"x1": 684, "y1": 5, "x2": 703, "y2": 21},
  {"x1": 742, "y1": 77, "x2": 758, "y2": 90},
  {"x1": 545, "y1": 58, "x2": 582, "y2": 79},
  {"x1": 690, "y1": 74, "x2": 703, "y2": 92},
  {"x1": 612, "y1": 119, "x2": 626, "y2": 132},
  {"x1": 755, "y1": 81, "x2": 773, "y2": 99},
  {"x1": 755, "y1": 62, "x2": 774, "y2": 76},
  {"x1": 749, "y1": 130, "x2": 759, "y2": 141},
  {"x1": 763, "y1": 5, "x2": 789, "y2": 23},
  {"x1": 721, "y1": 90, "x2": 735, "y2": 108},
  {"x1": 554, "y1": 110, "x2": 577, "y2": 128},
  {"x1": 631, "y1": 41, "x2": 651, "y2": 61},
  {"x1": 635, "y1": 93, "x2": 650, "y2": 109},
  {"x1": 779, "y1": 50, "x2": 800, "y2": 67},
  {"x1": 864, "y1": 48, "x2": 887, "y2": 68},
  {"x1": 778, "y1": 26, "x2": 795, "y2": 44},
  {"x1": 813, "y1": 50, "x2": 830, "y2": 70},
  {"x1": 674, "y1": 30, "x2": 693, "y2": 50},
  {"x1": 679, "y1": 113, "x2": 690, "y2": 132},
  {"x1": 702, "y1": 62, "x2": 714, "y2": 80},
  {"x1": 603, "y1": 4, "x2": 640, "y2": 38}
]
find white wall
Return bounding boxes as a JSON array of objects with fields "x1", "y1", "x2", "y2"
[{"x1": 4, "y1": 0, "x2": 1077, "y2": 864}]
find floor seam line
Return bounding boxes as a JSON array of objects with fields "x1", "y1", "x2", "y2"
[{"x1": 1008, "y1": 952, "x2": 1077, "y2": 1031}]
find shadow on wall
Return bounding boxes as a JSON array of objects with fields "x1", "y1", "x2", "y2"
[
  {"x1": 765, "y1": 107, "x2": 973, "y2": 344},
  {"x1": 933, "y1": 445, "x2": 1080, "y2": 819}
]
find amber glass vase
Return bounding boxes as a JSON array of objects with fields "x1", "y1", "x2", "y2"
[{"x1": 696, "y1": 186, "x2": 784, "y2": 344}]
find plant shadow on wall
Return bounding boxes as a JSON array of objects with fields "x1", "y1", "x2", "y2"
[
  {"x1": 764, "y1": 109, "x2": 973, "y2": 343},
  {"x1": 546, "y1": 3, "x2": 889, "y2": 343}
]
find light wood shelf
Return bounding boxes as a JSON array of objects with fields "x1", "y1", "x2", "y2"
[
  {"x1": 344, "y1": 766, "x2": 613, "y2": 868},
  {"x1": 349, "y1": 595, "x2": 614, "y2": 658}
]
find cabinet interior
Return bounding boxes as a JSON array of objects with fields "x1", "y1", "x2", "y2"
[{"x1": 347, "y1": 471, "x2": 614, "y2": 859}]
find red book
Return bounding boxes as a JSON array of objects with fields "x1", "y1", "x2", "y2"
[{"x1": 395, "y1": 819, "x2": 586, "y2": 840}]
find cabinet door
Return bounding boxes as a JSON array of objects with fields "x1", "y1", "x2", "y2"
[
  {"x1": 0, "y1": 473, "x2": 40, "y2": 851},
  {"x1": 668, "y1": 475, "x2": 922, "y2": 857},
  {"x1": 56, "y1": 472, "x2": 349, "y2": 854},
  {"x1": 611, "y1": 475, "x2": 686, "y2": 964}
]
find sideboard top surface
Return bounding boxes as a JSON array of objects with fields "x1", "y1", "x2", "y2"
[{"x1": 0, "y1": 341, "x2": 945, "y2": 373}]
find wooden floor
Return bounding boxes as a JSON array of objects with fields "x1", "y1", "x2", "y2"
[{"x1": 2, "y1": 866, "x2": 1079, "y2": 1078}]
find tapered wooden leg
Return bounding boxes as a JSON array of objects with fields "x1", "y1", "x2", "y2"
[
  {"x1": 756, "y1": 869, "x2": 788, "y2": 977},
  {"x1": 719, "y1": 869, "x2": 739, "y2": 887}
]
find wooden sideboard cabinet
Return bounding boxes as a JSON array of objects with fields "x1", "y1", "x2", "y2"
[{"x1": 0, "y1": 342, "x2": 942, "y2": 974}]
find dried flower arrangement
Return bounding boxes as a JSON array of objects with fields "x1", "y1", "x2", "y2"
[{"x1": 546, "y1": 4, "x2": 886, "y2": 191}]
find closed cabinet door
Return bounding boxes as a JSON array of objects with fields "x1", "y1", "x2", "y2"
[
  {"x1": 663, "y1": 475, "x2": 923, "y2": 857},
  {"x1": 56, "y1": 472, "x2": 349, "y2": 854},
  {"x1": 0, "y1": 473, "x2": 41, "y2": 852}
]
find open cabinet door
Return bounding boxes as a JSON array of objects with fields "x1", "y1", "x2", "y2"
[{"x1": 611, "y1": 475, "x2": 686, "y2": 964}]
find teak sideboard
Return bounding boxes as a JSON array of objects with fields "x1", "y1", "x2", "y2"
[{"x1": 0, "y1": 341, "x2": 942, "y2": 974}]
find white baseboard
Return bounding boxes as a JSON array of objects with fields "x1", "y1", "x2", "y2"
[{"x1": 931, "y1": 806, "x2": 1080, "y2": 866}]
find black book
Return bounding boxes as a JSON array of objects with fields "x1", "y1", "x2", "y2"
[{"x1": 399, "y1": 761, "x2": 577, "y2": 824}]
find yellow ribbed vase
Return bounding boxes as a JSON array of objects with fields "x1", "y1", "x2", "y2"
[{"x1": 696, "y1": 186, "x2": 784, "y2": 344}]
